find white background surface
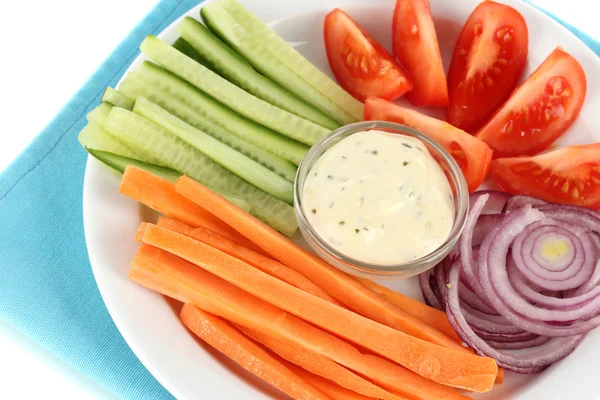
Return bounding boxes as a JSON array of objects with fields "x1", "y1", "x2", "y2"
[{"x1": 0, "y1": 0, "x2": 597, "y2": 398}]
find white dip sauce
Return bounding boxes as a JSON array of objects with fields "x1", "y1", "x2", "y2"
[{"x1": 302, "y1": 130, "x2": 454, "y2": 265}]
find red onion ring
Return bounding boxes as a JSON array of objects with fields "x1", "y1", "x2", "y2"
[
  {"x1": 421, "y1": 192, "x2": 600, "y2": 373},
  {"x1": 419, "y1": 268, "x2": 442, "y2": 310},
  {"x1": 479, "y1": 205, "x2": 600, "y2": 336},
  {"x1": 470, "y1": 190, "x2": 511, "y2": 214},
  {"x1": 504, "y1": 195, "x2": 548, "y2": 212},
  {"x1": 459, "y1": 282, "x2": 499, "y2": 315},
  {"x1": 511, "y1": 222, "x2": 596, "y2": 290},
  {"x1": 487, "y1": 335, "x2": 551, "y2": 350},
  {"x1": 445, "y1": 261, "x2": 584, "y2": 372}
]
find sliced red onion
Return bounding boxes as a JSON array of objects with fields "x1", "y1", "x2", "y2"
[
  {"x1": 473, "y1": 329, "x2": 539, "y2": 343},
  {"x1": 472, "y1": 214, "x2": 503, "y2": 247},
  {"x1": 487, "y1": 336, "x2": 551, "y2": 350},
  {"x1": 508, "y1": 261, "x2": 600, "y2": 309},
  {"x1": 445, "y1": 262, "x2": 584, "y2": 372},
  {"x1": 504, "y1": 195, "x2": 548, "y2": 212},
  {"x1": 459, "y1": 282, "x2": 499, "y2": 315},
  {"x1": 536, "y1": 204, "x2": 600, "y2": 232},
  {"x1": 470, "y1": 190, "x2": 511, "y2": 214},
  {"x1": 479, "y1": 206, "x2": 600, "y2": 336},
  {"x1": 460, "y1": 301, "x2": 525, "y2": 334},
  {"x1": 419, "y1": 268, "x2": 442, "y2": 310},
  {"x1": 460, "y1": 194, "x2": 492, "y2": 303},
  {"x1": 511, "y1": 221, "x2": 596, "y2": 290}
]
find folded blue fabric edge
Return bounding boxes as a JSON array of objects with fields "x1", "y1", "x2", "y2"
[
  {"x1": 1, "y1": 0, "x2": 200, "y2": 198},
  {"x1": 0, "y1": 1, "x2": 597, "y2": 400}
]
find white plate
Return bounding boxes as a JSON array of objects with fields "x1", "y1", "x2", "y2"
[{"x1": 83, "y1": 0, "x2": 600, "y2": 399}]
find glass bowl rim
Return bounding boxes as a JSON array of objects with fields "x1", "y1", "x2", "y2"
[{"x1": 293, "y1": 120, "x2": 469, "y2": 274}]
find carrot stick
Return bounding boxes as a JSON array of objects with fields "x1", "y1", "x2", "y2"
[
  {"x1": 119, "y1": 167, "x2": 260, "y2": 252},
  {"x1": 357, "y1": 278, "x2": 461, "y2": 342},
  {"x1": 134, "y1": 222, "x2": 148, "y2": 242},
  {"x1": 155, "y1": 217, "x2": 340, "y2": 306},
  {"x1": 287, "y1": 365, "x2": 376, "y2": 400},
  {"x1": 238, "y1": 326, "x2": 468, "y2": 400},
  {"x1": 173, "y1": 176, "x2": 473, "y2": 351},
  {"x1": 139, "y1": 225, "x2": 498, "y2": 392},
  {"x1": 356, "y1": 279, "x2": 506, "y2": 384},
  {"x1": 179, "y1": 304, "x2": 329, "y2": 400},
  {"x1": 130, "y1": 246, "x2": 472, "y2": 398}
]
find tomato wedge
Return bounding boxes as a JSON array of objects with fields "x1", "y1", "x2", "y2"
[
  {"x1": 364, "y1": 97, "x2": 493, "y2": 192},
  {"x1": 392, "y1": 0, "x2": 448, "y2": 107},
  {"x1": 477, "y1": 47, "x2": 587, "y2": 158},
  {"x1": 324, "y1": 9, "x2": 413, "y2": 102},
  {"x1": 491, "y1": 144, "x2": 600, "y2": 209},
  {"x1": 446, "y1": 1, "x2": 528, "y2": 133}
]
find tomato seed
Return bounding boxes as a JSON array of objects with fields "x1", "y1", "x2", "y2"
[{"x1": 572, "y1": 188, "x2": 580, "y2": 199}]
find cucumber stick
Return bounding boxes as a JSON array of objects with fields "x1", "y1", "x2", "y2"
[
  {"x1": 219, "y1": 0, "x2": 363, "y2": 121},
  {"x1": 103, "y1": 108, "x2": 297, "y2": 235},
  {"x1": 172, "y1": 37, "x2": 217, "y2": 73},
  {"x1": 132, "y1": 61, "x2": 307, "y2": 165},
  {"x1": 83, "y1": 103, "x2": 166, "y2": 167},
  {"x1": 101, "y1": 87, "x2": 134, "y2": 110},
  {"x1": 86, "y1": 149, "x2": 250, "y2": 212},
  {"x1": 140, "y1": 35, "x2": 330, "y2": 146},
  {"x1": 86, "y1": 102, "x2": 113, "y2": 126},
  {"x1": 133, "y1": 96, "x2": 294, "y2": 204},
  {"x1": 79, "y1": 123, "x2": 141, "y2": 160},
  {"x1": 88, "y1": 148, "x2": 181, "y2": 182},
  {"x1": 118, "y1": 71, "x2": 297, "y2": 181},
  {"x1": 178, "y1": 17, "x2": 339, "y2": 130},
  {"x1": 201, "y1": 3, "x2": 355, "y2": 126}
]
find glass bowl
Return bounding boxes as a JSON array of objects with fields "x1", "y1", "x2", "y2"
[{"x1": 294, "y1": 120, "x2": 469, "y2": 279}]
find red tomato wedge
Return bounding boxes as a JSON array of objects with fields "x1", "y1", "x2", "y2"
[
  {"x1": 392, "y1": 0, "x2": 448, "y2": 107},
  {"x1": 446, "y1": 1, "x2": 528, "y2": 133},
  {"x1": 477, "y1": 47, "x2": 587, "y2": 158},
  {"x1": 491, "y1": 144, "x2": 600, "y2": 209},
  {"x1": 324, "y1": 9, "x2": 413, "y2": 102},
  {"x1": 364, "y1": 97, "x2": 493, "y2": 192}
]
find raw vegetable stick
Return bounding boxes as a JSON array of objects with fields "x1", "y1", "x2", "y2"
[
  {"x1": 357, "y1": 278, "x2": 462, "y2": 342},
  {"x1": 155, "y1": 217, "x2": 337, "y2": 304},
  {"x1": 134, "y1": 222, "x2": 148, "y2": 242},
  {"x1": 179, "y1": 304, "x2": 329, "y2": 400},
  {"x1": 140, "y1": 225, "x2": 498, "y2": 391},
  {"x1": 130, "y1": 246, "x2": 475, "y2": 397},
  {"x1": 287, "y1": 366, "x2": 375, "y2": 400},
  {"x1": 357, "y1": 279, "x2": 507, "y2": 384},
  {"x1": 119, "y1": 167, "x2": 261, "y2": 253},
  {"x1": 238, "y1": 325, "x2": 468, "y2": 400},
  {"x1": 174, "y1": 176, "x2": 469, "y2": 352}
]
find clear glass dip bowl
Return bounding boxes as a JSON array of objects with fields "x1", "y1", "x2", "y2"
[{"x1": 294, "y1": 121, "x2": 469, "y2": 279}]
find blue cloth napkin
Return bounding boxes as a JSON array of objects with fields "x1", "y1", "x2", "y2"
[{"x1": 0, "y1": 1, "x2": 597, "y2": 399}]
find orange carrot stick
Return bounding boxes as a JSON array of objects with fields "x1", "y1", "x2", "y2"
[
  {"x1": 287, "y1": 365, "x2": 376, "y2": 400},
  {"x1": 130, "y1": 246, "x2": 473, "y2": 398},
  {"x1": 173, "y1": 176, "x2": 472, "y2": 352},
  {"x1": 357, "y1": 278, "x2": 506, "y2": 384},
  {"x1": 139, "y1": 225, "x2": 498, "y2": 392},
  {"x1": 238, "y1": 325, "x2": 468, "y2": 400},
  {"x1": 155, "y1": 217, "x2": 340, "y2": 305},
  {"x1": 357, "y1": 278, "x2": 461, "y2": 342},
  {"x1": 179, "y1": 304, "x2": 329, "y2": 400},
  {"x1": 134, "y1": 222, "x2": 148, "y2": 242},
  {"x1": 119, "y1": 167, "x2": 260, "y2": 252}
]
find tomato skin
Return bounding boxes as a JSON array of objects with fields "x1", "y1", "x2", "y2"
[
  {"x1": 392, "y1": 0, "x2": 448, "y2": 107},
  {"x1": 364, "y1": 97, "x2": 493, "y2": 193},
  {"x1": 477, "y1": 48, "x2": 587, "y2": 158},
  {"x1": 491, "y1": 144, "x2": 600, "y2": 210},
  {"x1": 446, "y1": 1, "x2": 528, "y2": 133},
  {"x1": 324, "y1": 9, "x2": 413, "y2": 102}
]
